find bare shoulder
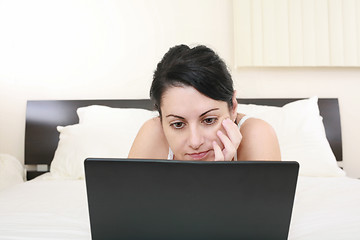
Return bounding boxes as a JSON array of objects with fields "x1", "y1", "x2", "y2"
[
  {"x1": 240, "y1": 117, "x2": 276, "y2": 137},
  {"x1": 237, "y1": 117, "x2": 281, "y2": 161},
  {"x1": 128, "y1": 117, "x2": 169, "y2": 159}
]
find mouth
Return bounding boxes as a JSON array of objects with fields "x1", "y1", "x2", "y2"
[{"x1": 186, "y1": 150, "x2": 211, "y2": 160}]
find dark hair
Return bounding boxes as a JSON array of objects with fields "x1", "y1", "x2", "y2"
[{"x1": 150, "y1": 44, "x2": 234, "y2": 115}]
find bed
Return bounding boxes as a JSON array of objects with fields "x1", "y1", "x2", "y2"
[{"x1": 0, "y1": 97, "x2": 360, "y2": 239}]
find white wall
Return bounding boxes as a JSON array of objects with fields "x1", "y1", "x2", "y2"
[{"x1": 0, "y1": 0, "x2": 359, "y2": 178}]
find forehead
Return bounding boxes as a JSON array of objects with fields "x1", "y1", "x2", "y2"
[{"x1": 160, "y1": 86, "x2": 229, "y2": 116}]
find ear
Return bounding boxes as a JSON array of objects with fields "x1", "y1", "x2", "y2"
[{"x1": 231, "y1": 90, "x2": 238, "y2": 121}]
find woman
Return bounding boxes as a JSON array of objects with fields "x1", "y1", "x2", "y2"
[{"x1": 129, "y1": 44, "x2": 280, "y2": 161}]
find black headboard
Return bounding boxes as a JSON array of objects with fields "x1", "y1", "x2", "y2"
[{"x1": 25, "y1": 98, "x2": 342, "y2": 180}]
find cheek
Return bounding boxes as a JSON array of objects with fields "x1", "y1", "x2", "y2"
[
  {"x1": 208, "y1": 125, "x2": 221, "y2": 140},
  {"x1": 210, "y1": 121, "x2": 228, "y2": 147},
  {"x1": 203, "y1": 122, "x2": 224, "y2": 145}
]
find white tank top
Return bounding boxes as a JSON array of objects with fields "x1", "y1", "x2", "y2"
[{"x1": 167, "y1": 116, "x2": 251, "y2": 160}]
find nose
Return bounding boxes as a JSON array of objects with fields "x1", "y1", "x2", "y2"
[{"x1": 188, "y1": 125, "x2": 204, "y2": 150}]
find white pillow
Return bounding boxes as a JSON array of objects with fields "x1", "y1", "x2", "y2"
[
  {"x1": 50, "y1": 108, "x2": 155, "y2": 179},
  {"x1": 237, "y1": 103, "x2": 279, "y2": 115},
  {"x1": 238, "y1": 97, "x2": 345, "y2": 177},
  {"x1": 0, "y1": 154, "x2": 25, "y2": 191},
  {"x1": 77, "y1": 105, "x2": 157, "y2": 125}
]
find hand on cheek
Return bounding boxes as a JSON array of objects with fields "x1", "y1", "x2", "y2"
[{"x1": 213, "y1": 118, "x2": 242, "y2": 161}]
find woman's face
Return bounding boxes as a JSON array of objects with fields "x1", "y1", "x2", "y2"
[{"x1": 160, "y1": 86, "x2": 237, "y2": 161}]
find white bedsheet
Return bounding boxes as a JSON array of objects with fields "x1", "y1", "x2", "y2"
[
  {"x1": 289, "y1": 176, "x2": 360, "y2": 240},
  {"x1": 0, "y1": 175, "x2": 360, "y2": 239},
  {"x1": 0, "y1": 176, "x2": 90, "y2": 240}
]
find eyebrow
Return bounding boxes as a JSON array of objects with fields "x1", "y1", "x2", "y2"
[
  {"x1": 165, "y1": 114, "x2": 185, "y2": 119},
  {"x1": 200, "y1": 108, "x2": 220, "y2": 117},
  {"x1": 165, "y1": 108, "x2": 220, "y2": 119}
]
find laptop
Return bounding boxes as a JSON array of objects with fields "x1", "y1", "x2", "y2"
[{"x1": 84, "y1": 158, "x2": 299, "y2": 240}]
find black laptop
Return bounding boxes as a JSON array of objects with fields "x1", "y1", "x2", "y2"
[{"x1": 84, "y1": 158, "x2": 299, "y2": 240}]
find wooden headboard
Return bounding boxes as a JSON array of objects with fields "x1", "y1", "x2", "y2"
[{"x1": 24, "y1": 98, "x2": 342, "y2": 180}]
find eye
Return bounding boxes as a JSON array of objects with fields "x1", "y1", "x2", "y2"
[
  {"x1": 202, "y1": 117, "x2": 217, "y2": 125},
  {"x1": 170, "y1": 122, "x2": 185, "y2": 129}
]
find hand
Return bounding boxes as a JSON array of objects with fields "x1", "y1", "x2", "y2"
[{"x1": 212, "y1": 118, "x2": 242, "y2": 161}]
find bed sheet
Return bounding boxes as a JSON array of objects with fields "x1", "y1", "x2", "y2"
[
  {"x1": 0, "y1": 175, "x2": 360, "y2": 239},
  {"x1": 289, "y1": 176, "x2": 360, "y2": 239},
  {"x1": 0, "y1": 175, "x2": 90, "y2": 240}
]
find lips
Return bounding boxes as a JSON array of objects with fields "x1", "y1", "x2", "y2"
[{"x1": 187, "y1": 150, "x2": 210, "y2": 160}]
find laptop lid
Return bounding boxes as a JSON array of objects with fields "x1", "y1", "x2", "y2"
[{"x1": 84, "y1": 158, "x2": 299, "y2": 240}]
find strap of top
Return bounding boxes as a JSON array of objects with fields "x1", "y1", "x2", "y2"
[
  {"x1": 233, "y1": 115, "x2": 251, "y2": 161},
  {"x1": 238, "y1": 115, "x2": 251, "y2": 128},
  {"x1": 167, "y1": 148, "x2": 174, "y2": 160}
]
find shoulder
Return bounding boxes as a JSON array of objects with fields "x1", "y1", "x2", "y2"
[
  {"x1": 237, "y1": 116, "x2": 281, "y2": 161},
  {"x1": 141, "y1": 116, "x2": 163, "y2": 134},
  {"x1": 239, "y1": 116, "x2": 276, "y2": 137},
  {"x1": 128, "y1": 117, "x2": 169, "y2": 159}
]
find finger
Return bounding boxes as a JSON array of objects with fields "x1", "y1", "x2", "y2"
[
  {"x1": 217, "y1": 130, "x2": 233, "y2": 151},
  {"x1": 212, "y1": 141, "x2": 224, "y2": 161},
  {"x1": 222, "y1": 118, "x2": 242, "y2": 148},
  {"x1": 216, "y1": 130, "x2": 236, "y2": 160}
]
